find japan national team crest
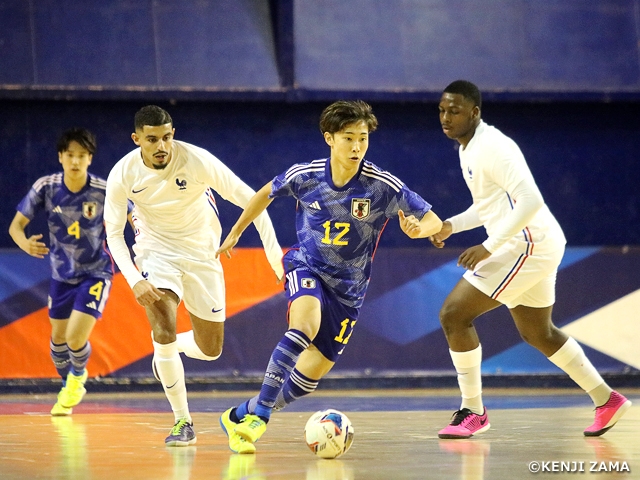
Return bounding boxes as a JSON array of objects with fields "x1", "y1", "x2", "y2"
[
  {"x1": 82, "y1": 202, "x2": 98, "y2": 219},
  {"x1": 351, "y1": 198, "x2": 370, "y2": 220},
  {"x1": 301, "y1": 278, "x2": 316, "y2": 289}
]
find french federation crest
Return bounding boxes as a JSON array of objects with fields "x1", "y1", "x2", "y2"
[
  {"x1": 82, "y1": 202, "x2": 98, "y2": 219},
  {"x1": 351, "y1": 198, "x2": 370, "y2": 220}
]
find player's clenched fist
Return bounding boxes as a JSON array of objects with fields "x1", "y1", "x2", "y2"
[{"x1": 429, "y1": 220, "x2": 453, "y2": 248}]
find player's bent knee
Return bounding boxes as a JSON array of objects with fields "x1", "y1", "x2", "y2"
[
  {"x1": 439, "y1": 309, "x2": 476, "y2": 341},
  {"x1": 439, "y1": 304, "x2": 463, "y2": 328},
  {"x1": 519, "y1": 331, "x2": 551, "y2": 350}
]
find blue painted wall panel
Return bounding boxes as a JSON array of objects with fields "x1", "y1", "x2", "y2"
[
  {"x1": 4, "y1": 0, "x2": 279, "y2": 90},
  {"x1": 1, "y1": 100, "x2": 639, "y2": 249},
  {"x1": 0, "y1": 1, "x2": 33, "y2": 84},
  {"x1": 523, "y1": 1, "x2": 640, "y2": 89},
  {"x1": 154, "y1": 0, "x2": 280, "y2": 88},
  {"x1": 294, "y1": 0, "x2": 525, "y2": 91},
  {"x1": 3, "y1": 0, "x2": 640, "y2": 98},
  {"x1": 0, "y1": 252, "x2": 50, "y2": 304},
  {"x1": 32, "y1": 0, "x2": 157, "y2": 86},
  {"x1": 294, "y1": 0, "x2": 640, "y2": 92}
]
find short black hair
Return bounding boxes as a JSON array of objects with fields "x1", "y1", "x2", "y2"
[
  {"x1": 319, "y1": 100, "x2": 378, "y2": 134},
  {"x1": 134, "y1": 105, "x2": 173, "y2": 131},
  {"x1": 443, "y1": 80, "x2": 482, "y2": 110},
  {"x1": 57, "y1": 128, "x2": 97, "y2": 155}
]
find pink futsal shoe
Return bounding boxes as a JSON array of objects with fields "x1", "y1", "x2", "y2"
[
  {"x1": 438, "y1": 407, "x2": 490, "y2": 439},
  {"x1": 584, "y1": 391, "x2": 632, "y2": 437}
]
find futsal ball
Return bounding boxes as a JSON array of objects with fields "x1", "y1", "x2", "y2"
[{"x1": 304, "y1": 409, "x2": 354, "y2": 459}]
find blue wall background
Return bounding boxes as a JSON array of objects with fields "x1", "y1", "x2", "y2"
[
  {"x1": 1, "y1": 0, "x2": 638, "y2": 248},
  {"x1": 3, "y1": 0, "x2": 640, "y2": 100},
  {"x1": 2, "y1": 100, "x2": 638, "y2": 249},
  {"x1": 1, "y1": 0, "x2": 638, "y2": 381}
]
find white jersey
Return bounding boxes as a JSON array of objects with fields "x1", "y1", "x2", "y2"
[
  {"x1": 449, "y1": 121, "x2": 566, "y2": 255},
  {"x1": 104, "y1": 140, "x2": 284, "y2": 288}
]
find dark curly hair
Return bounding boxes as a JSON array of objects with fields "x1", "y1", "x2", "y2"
[{"x1": 134, "y1": 105, "x2": 173, "y2": 131}]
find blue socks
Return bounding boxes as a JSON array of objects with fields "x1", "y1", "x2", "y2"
[
  {"x1": 274, "y1": 368, "x2": 319, "y2": 410},
  {"x1": 69, "y1": 342, "x2": 91, "y2": 376},
  {"x1": 50, "y1": 340, "x2": 92, "y2": 382},
  {"x1": 242, "y1": 329, "x2": 311, "y2": 421},
  {"x1": 235, "y1": 369, "x2": 320, "y2": 422},
  {"x1": 50, "y1": 339, "x2": 70, "y2": 382}
]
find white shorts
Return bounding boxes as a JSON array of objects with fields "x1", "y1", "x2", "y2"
[
  {"x1": 463, "y1": 246, "x2": 564, "y2": 309},
  {"x1": 134, "y1": 250, "x2": 225, "y2": 322}
]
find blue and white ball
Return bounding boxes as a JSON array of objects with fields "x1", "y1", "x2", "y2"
[{"x1": 304, "y1": 409, "x2": 354, "y2": 459}]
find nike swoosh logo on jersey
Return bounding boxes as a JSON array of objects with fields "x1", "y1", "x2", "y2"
[
  {"x1": 212, "y1": 307, "x2": 223, "y2": 313},
  {"x1": 132, "y1": 187, "x2": 148, "y2": 194},
  {"x1": 472, "y1": 271, "x2": 486, "y2": 278}
]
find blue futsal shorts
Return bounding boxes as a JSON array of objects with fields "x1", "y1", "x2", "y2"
[
  {"x1": 283, "y1": 268, "x2": 359, "y2": 362},
  {"x1": 48, "y1": 277, "x2": 112, "y2": 320}
]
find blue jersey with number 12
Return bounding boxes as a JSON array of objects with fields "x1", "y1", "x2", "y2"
[{"x1": 271, "y1": 158, "x2": 432, "y2": 308}]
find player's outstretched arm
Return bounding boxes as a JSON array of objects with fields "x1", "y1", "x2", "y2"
[
  {"x1": 399, "y1": 209, "x2": 443, "y2": 239},
  {"x1": 216, "y1": 182, "x2": 274, "y2": 259},
  {"x1": 8, "y1": 212, "x2": 49, "y2": 259}
]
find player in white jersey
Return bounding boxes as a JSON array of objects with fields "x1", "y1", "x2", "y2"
[
  {"x1": 431, "y1": 80, "x2": 630, "y2": 439},
  {"x1": 104, "y1": 105, "x2": 284, "y2": 446},
  {"x1": 9, "y1": 128, "x2": 120, "y2": 416}
]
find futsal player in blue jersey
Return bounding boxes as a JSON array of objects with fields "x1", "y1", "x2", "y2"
[
  {"x1": 216, "y1": 100, "x2": 443, "y2": 454},
  {"x1": 9, "y1": 128, "x2": 126, "y2": 416}
]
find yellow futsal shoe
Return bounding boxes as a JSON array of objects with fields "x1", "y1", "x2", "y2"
[
  {"x1": 51, "y1": 400, "x2": 73, "y2": 416},
  {"x1": 235, "y1": 414, "x2": 267, "y2": 444},
  {"x1": 219, "y1": 408, "x2": 256, "y2": 454},
  {"x1": 58, "y1": 370, "x2": 88, "y2": 408}
]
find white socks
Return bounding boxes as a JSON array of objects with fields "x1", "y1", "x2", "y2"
[
  {"x1": 450, "y1": 345, "x2": 484, "y2": 414},
  {"x1": 547, "y1": 337, "x2": 612, "y2": 406},
  {"x1": 150, "y1": 329, "x2": 221, "y2": 423},
  {"x1": 153, "y1": 340, "x2": 191, "y2": 423},
  {"x1": 177, "y1": 330, "x2": 221, "y2": 361},
  {"x1": 450, "y1": 338, "x2": 612, "y2": 413}
]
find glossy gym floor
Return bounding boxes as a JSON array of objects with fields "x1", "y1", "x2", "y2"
[{"x1": 1, "y1": 388, "x2": 638, "y2": 479}]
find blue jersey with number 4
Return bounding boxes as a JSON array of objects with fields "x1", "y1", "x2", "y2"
[
  {"x1": 16, "y1": 173, "x2": 114, "y2": 284},
  {"x1": 271, "y1": 158, "x2": 431, "y2": 308}
]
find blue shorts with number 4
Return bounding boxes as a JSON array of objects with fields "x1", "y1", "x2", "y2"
[
  {"x1": 48, "y1": 277, "x2": 112, "y2": 320},
  {"x1": 284, "y1": 268, "x2": 359, "y2": 362}
]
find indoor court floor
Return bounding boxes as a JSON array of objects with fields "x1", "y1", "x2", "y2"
[{"x1": 0, "y1": 388, "x2": 638, "y2": 480}]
